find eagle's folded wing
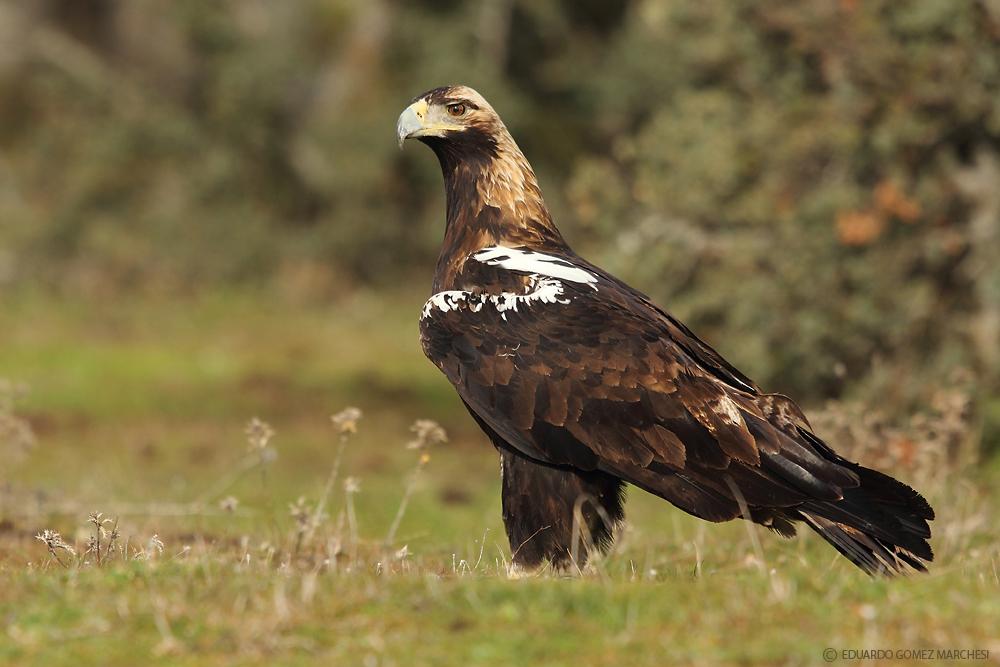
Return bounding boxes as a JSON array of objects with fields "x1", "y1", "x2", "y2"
[{"x1": 419, "y1": 271, "x2": 863, "y2": 522}]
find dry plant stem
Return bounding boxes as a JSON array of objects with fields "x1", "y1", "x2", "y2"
[
  {"x1": 569, "y1": 494, "x2": 617, "y2": 579},
  {"x1": 36, "y1": 530, "x2": 75, "y2": 569},
  {"x1": 724, "y1": 475, "x2": 768, "y2": 572},
  {"x1": 193, "y1": 453, "x2": 263, "y2": 507},
  {"x1": 345, "y1": 489, "x2": 358, "y2": 562},
  {"x1": 385, "y1": 458, "x2": 427, "y2": 547},
  {"x1": 723, "y1": 475, "x2": 789, "y2": 599},
  {"x1": 105, "y1": 519, "x2": 120, "y2": 564},
  {"x1": 194, "y1": 418, "x2": 275, "y2": 508},
  {"x1": 94, "y1": 524, "x2": 102, "y2": 567},
  {"x1": 48, "y1": 548, "x2": 70, "y2": 569},
  {"x1": 88, "y1": 513, "x2": 113, "y2": 567},
  {"x1": 305, "y1": 434, "x2": 350, "y2": 544},
  {"x1": 569, "y1": 496, "x2": 594, "y2": 571}
]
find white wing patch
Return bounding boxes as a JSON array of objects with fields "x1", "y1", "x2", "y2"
[
  {"x1": 473, "y1": 246, "x2": 598, "y2": 288},
  {"x1": 422, "y1": 290, "x2": 478, "y2": 317},
  {"x1": 421, "y1": 276, "x2": 570, "y2": 320}
]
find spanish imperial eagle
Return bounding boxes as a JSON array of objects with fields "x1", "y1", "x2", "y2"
[{"x1": 397, "y1": 85, "x2": 933, "y2": 575}]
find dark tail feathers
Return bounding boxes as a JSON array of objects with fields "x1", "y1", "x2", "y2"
[{"x1": 800, "y1": 464, "x2": 934, "y2": 576}]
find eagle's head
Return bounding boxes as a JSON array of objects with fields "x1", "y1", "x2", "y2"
[
  {"x1": 397, "y1": 85, "x2": 563, "y2": 259},
  {"x1": 396, "y1": 85, "x2": 506, "y2": 164}
]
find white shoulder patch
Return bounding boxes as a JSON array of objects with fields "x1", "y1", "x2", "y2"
[
  {"x1": 421, "y1": 276, "x2": 571, "y2": 321},
  {"x1": 473, "y1": 246, "x2": 598, "y2": 288},
  {"x1": 421, "y1": 290, "x2": 477, "y2": 318}
]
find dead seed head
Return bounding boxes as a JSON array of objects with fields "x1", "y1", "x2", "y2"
[
  {"x1": 407, "y1": 419, "x2": 447, "y2": 450},
  {"x1": 35, "y1": 529, "x2": 75, "y2": 556},
  {"x1": 219, "y1": 496, "x2": 239, "y2": 513},
  {"x1": 146, "y1": 534, "x2": 165, "y2": 558},
  {"x1": 289, "y1": 496, "x2": 311, "y2": 529},
  {"x1": 344, "y1": 476, "x2": 361, "y2": 494},
  {"x1": 331, "y1": 407, "x2": 363, "y2": 436},
  {"x1": 245, "y1": 417, "x2": 275, "y2": 452}
]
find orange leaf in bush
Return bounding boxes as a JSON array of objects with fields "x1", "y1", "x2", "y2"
[
  {"x1": 836, "y1": 210, "x2": 885, "y2": 246},
  {"x1": 874, "y1": 180, "x2": 921, "y2": 223}
]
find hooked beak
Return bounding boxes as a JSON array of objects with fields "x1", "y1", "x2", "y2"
[{"x1": 396, "y1": 99, "x2": 429, "y2": 148}]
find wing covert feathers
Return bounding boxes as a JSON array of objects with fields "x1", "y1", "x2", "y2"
[{"x1": 420, "y1": 246, "x2": 933, "y2": 575}]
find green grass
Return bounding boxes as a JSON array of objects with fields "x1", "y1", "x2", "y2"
[{"x1": 1, "y1": 291, "x2": 998, "y2": 666}]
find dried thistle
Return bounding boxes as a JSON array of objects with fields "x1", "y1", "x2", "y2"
[
  {"x1": 244, "y1": 417, "x2": 277, "y2": 494},
  {"x1": 86, "y1": 512, "x2": 116, "y2": 566},
  {"x1": 245, "y1": 417, "x2": 275, "y2": 453},
  {"x1": 386, "y1": 420, "x2": 446, "y2": 546},
  {"x1": 407, "y1": 419, "x2": 447, "y2": 451},
  {"x1": 304, "y1": 407, "x2": 363, "y2": 546},
  {"x1": 35, "y1": 530, "x2": 75, "y2": 568},
  {"x1": 331, "y1": 407, "x2": 363, "y2": 437},
  {"x1": 344, "y1": 476, "x2": 361, "y2": 494},
  {"x1": 289, "y1": 496, "x2": 311, "y2": 531},
  {"x1": 219, "y1": 496, "x2": 239, "y2": 513},
  {"x1": 104, "y1": 521, "x2": 120, "y2": 562},
  {"x1": 289, "y1": 496, "x2": 319, "y2": 556},
  {"x1": 145, "y1": 534, "x2": 165, "y2": 559},
  {"x1": 88, "y1": 512, "x2": 112, "y2": 528}
]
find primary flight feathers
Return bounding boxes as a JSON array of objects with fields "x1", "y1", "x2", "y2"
[{"x1": 400, "y1": 85, "x2": 934, "y2": 575}]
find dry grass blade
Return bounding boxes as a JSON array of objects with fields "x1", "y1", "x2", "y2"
[{"x1": 385, "y1": 420, "x2": 447, "y2": 547}]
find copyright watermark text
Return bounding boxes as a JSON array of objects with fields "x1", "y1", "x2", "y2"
[{"x1": 823, "y1": 648, "x2": 990, "y2": 662}]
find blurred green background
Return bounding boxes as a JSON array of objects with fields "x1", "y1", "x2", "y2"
[{"x1": 3, "y1": 0, "x2": 1000, "y2": 424}]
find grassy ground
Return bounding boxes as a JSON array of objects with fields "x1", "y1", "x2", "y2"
[{"x1": 1, "y1": 291, "x2": 998, "y2": 666}]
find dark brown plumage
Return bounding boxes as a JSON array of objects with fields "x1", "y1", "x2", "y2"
[{"x1": 397, "y1": 85, "x2": 934, "y2": 575}]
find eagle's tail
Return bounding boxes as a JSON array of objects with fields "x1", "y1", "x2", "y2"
[{"x1": 799, "y1": 464, "x2": 934, "y2": 575}]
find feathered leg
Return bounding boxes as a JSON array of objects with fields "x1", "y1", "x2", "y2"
[{"x1": 499, "y1": 448, "x2": 625, "y2": 569}]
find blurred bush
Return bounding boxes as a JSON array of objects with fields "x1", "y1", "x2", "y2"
[
  {"x1": 570, "y1": 1, "x2": 1000, "y2": 408},
  {"x1": 1, "y1": 0, "x2": 999, "y2": 421}
]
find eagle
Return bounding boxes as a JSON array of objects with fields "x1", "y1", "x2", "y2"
[{"x1": 397, "y1": 85, "x2": 934, "y2": 575}]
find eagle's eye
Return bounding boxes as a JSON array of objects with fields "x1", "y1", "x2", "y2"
[{"x1": 446, "y1": 103, "x2": 467, "y2": 117}]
